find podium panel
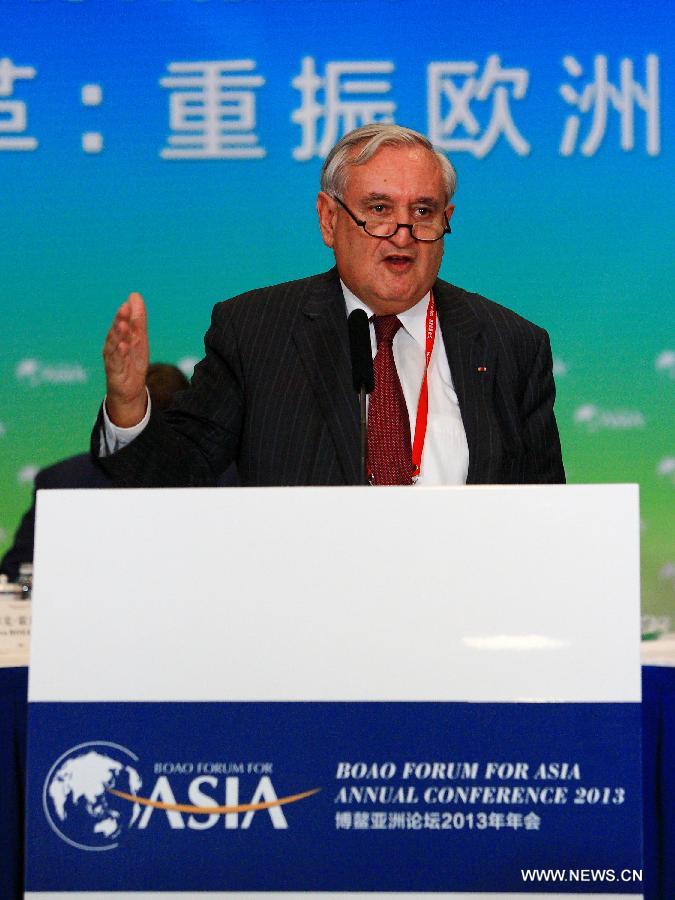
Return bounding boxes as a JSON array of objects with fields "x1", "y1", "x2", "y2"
[{"x1": 25, "y1": 485, "x2": 642, "y2": 896}]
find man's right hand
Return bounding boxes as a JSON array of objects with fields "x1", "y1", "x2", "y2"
[{"x1": 102, "y1": 292, "x2": 150, "y2": 427}]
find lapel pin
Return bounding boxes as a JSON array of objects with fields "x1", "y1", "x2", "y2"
[{"x1": 477, "y1": 366, "x2": 488, "y2": 373}]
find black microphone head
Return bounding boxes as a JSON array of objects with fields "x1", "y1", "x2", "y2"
[{"x1": 348, "y1": 309, "x2": 374, "y2": 394}]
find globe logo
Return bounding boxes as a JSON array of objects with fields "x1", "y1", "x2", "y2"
[{"x1": 43, "y1": 741, "x2": 142, "y2": 851}]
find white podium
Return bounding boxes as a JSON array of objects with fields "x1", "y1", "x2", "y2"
[{"x1": 25, "y1": 485, "x2": 643, "y2": 897}]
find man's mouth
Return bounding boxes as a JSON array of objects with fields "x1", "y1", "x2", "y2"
[{"x1": 383, "y1": 254, "x2": 415, "y2": 271}]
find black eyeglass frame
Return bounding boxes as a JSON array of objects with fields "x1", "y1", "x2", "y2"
[{"x1": 333, "y1": 195, "x2": 451, "y2": 242}]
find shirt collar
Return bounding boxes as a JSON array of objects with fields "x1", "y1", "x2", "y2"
[{"x1": 340, "y1": 279, "x2": 431, "y2": 349}]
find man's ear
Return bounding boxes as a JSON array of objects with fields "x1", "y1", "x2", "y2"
[
  {"x1": 446, "y1": 203, "x2": 455, "y2": 222},
  {"x1": 317, "y1": 192, "x2": 337, "y2": 248}
]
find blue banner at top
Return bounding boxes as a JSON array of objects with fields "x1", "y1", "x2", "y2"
[{"x1": 1, "y1": 0, "x2": 672, "y2": 631}]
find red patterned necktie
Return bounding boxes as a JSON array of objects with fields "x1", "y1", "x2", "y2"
[{"x1": 367, "y1": 315, "x2": 413, "y2": 485}]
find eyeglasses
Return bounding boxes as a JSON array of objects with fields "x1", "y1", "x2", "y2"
[{"x1": 333, "y1": 195, "x2": 451, "y2": 243}]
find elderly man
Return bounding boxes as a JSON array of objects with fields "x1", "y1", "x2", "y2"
[{"x1": 95, "y1": 124, "x2": 564, "y2": 486}]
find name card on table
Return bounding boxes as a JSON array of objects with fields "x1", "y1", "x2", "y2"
[{"x1": 0, "y1": 593, "x2": 31, "y2": 667}]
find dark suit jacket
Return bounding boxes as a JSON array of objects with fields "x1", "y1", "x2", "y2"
[{"x1": 92, "y1": 268, "x2": 564, "y2": 486}]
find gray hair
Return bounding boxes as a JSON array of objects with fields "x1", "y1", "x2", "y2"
[{"x1": 320, "y1": 124, "x2": 457, "y2": 203}]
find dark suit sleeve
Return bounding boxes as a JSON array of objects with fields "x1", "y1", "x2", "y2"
[
  {"x1": 91, "y1": 301, "x2": 245, "y2": 487},
  {"x1": 520, "y1": 329, "x2": 565, "y2": 484}
]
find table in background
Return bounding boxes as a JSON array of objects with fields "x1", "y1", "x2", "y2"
[
  {"x1": 0, "y1": 667, "x2": 27, "y2": 900},
  {"x1": 1, "y1": 664, "x2": 673, "y2": 900}
]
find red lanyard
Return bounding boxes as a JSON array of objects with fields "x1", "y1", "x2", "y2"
[
  {"x1": 411, "y1": 291, "x2": 436, "y2": 481},
  {"x1": 366, "y1": 292, "x2": 436, "y2": 484}
]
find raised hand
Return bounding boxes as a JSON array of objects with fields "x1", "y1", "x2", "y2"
[{"x1": 102, "y1": 292, "x2": 150, "y2": 427}]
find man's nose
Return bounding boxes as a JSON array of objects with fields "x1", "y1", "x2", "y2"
[{"x1": 387, "y1": 223, "x2": 415, "y2": 247}]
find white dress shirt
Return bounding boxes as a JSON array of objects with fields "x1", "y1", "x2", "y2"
[
  {"x1": 101, "y1": 388, "x2": 151, "y2": 454},
  {"x1": 342, "y1": 282, "x2": 469, "y2": 486},
  {"x1": 103, "y1": 282, "x2": 470, "y2": 485}
]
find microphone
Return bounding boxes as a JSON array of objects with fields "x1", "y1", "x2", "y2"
[
  {"x1": 348, "y1": 309, "x2": 374, "y2": 393},
  {"x1": 348, "y1": 309, "x2": 374, "y2": 484}
]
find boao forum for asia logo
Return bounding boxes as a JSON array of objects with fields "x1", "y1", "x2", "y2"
[{"x1": 42, "y1": 741, "x2": 319, "y2": 851}]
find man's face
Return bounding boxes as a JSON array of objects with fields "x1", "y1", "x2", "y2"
[{"x1": 317, "y1": 144, "x2": 454, "y2": 316}]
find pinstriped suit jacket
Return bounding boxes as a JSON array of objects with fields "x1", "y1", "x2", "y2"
[{"x1": 92, "y1": 267, "x2": 565, "y2": 486}]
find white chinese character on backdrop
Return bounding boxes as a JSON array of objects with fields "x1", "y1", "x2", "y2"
[
  {"x1": 292, "y1": 57, "x2": 395, "y2": 160},
  {"x1": 506, "y1": 811, "x2": 523, "y2": 829},
  {"x1": 428, "y1": 55, "x2": 530, "y2": 158},
  {"x1": 370, "y1": 811, "x2": 387, "y2": 830},
  {"x1": 524, "y1": 811, "x2": 541, "y2": 830},
  {"x1": 488, "y1": 811, "x2": 505, "y2": 830},
  {"x1": 387, "y1": 811, "x2": 406, "y2": 829},
  {"x1": 405, "y1": 811, "x2": 423, "y2": 830},
  {"x1": 353, "y1": 811, "x2": 369, "y2": 829},
  {"x1": 423, "y1": 811, "x2": 441, "y2": 829},
  {"x1": 335, "y1": 811, "x2": 352, "y2": 829},
  {"x1": 559, "y1": 54, "x2": 660, "y2": 156},
  {"x1": 160, "y1": 60, "x2": 265, "y2": 160},
  {"x1": 0, "y1": 57, "x2": 37, "y2": 151}
]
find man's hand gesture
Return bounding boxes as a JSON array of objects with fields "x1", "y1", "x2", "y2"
[{"x1": 102, "y1": 292, "x2": 150, "y2": 427}]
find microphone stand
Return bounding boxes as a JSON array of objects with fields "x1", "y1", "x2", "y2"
[
  {"x1": 359, "y1": 386, "x2": 368, "y2": 485},
  {"x1": 347, "y1": 308, "x2": 374, "y2": 486}
]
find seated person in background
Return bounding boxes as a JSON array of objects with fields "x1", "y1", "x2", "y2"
[{"x1": 0, "y1": 364, "x2": 238, "y2": 582}]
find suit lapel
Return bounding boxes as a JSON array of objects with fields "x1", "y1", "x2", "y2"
[
  {"x1": 291, "y1": 272, "x2": 497, "y2": 485},
  {"x1": 434, "y1": 280, "x2": 496, "y2": 484},
  {"x1": 293, "y1": 269, "x2": 361, "y2": 484}
]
